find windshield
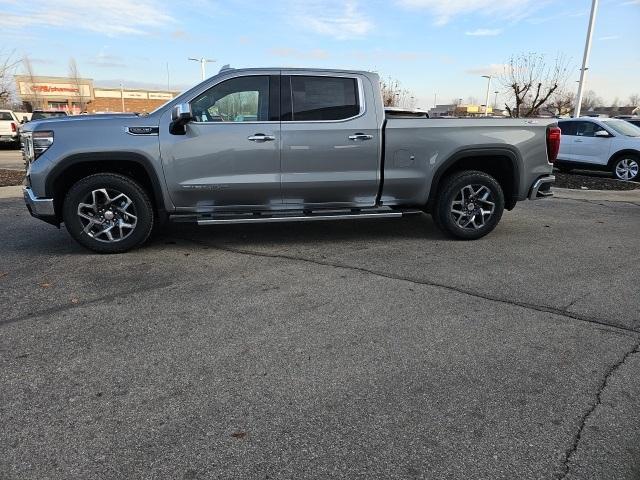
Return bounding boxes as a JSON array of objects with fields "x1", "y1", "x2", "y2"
[
  {"x1": 602, "y1": 119, "x2": 640, "y2": 137},
  {"x1": 31, "y1": 112, "x2": 67, "y2": 120}
]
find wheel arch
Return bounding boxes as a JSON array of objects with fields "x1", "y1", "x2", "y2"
[
  {"x1": 45, "y1": 151, "x2": 167, "y2": 222},
  {"x1": 425, "y1": 147, "x2": 522, "y2": 212},
  {"x1": 607, "y1": 149, "x2": 640, "y2": 168}
]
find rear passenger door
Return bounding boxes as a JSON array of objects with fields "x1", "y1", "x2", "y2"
[{"x1": 280, "y1": 73, "x2": 380, "y2": 207}]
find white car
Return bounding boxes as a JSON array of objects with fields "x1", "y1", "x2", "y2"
[
  {"x1": 0, "y1": 109, "x2": 21, "y2": 149},
  {"x1": 556, "y1": 117, "x2": 640, "y2": 181}
]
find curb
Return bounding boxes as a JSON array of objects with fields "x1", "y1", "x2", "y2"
[
  {"x1": 553, "y1": 187, "x2": 640, "y2": 204},
  {"x1": 0, "y1": 185, "x2": 23, "y2": 199}
]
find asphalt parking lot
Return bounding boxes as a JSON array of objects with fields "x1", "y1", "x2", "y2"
[{"x1": 1, "y1": 193, "x2": 639, "y2": 479}]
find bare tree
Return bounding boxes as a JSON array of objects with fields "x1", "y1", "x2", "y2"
[
  {"x1": 580, "y1": 90, "x2": 602, "y2": 112},
  {"x1": 500, "y1": 52, "x2": 571, "y2": 118},
  {"x1": 380, "y1": 76, "x2": 414, "y2": 108},
  {"x1": 68, "y1": 58, "x2": 88, "y2": 112},
  {"x1": 628, "y1": 94, "x2": 640, "y2": 107},
  {"x1": 22, "y1": 56, "x2": 42, "y2": 110},
  {"x1": 549, "y1": 91, "x2": 574, "y2": 116},
  {"x1": 0, "y1": 50, "x2": 20, "y2": 108}
]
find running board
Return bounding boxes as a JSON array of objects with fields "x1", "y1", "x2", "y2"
[{"x1": 171, "y1": 208, "x2": 421, "y2": 226}]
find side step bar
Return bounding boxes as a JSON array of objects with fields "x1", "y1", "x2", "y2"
[{"x1": 171, "y1": 208, "x2": 422, "y2": 226}]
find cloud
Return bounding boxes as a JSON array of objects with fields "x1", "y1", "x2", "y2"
[
  {"x1": 0, "y1": 0, "x2": 174, "y2": 36},
  {"x1": 397, "y1": 0, "x2": 545, "y2": 25},
  {"x1": 465, "y1": 28, "x2": 502, "y2": 36},
  {"x1": 465, "y1": 64, "x2": 508, "y2": 76},
  {"x1": 291, "y1": 1, "x2": 373, "y2": 39},
  {"x1": 86, "y1": 47, "x2": 127, "y2": 68},
  {"x1": 269, "y1": 48, "x2": 330, "y2": 60},
  {"x1": 598, "y1": 35, "x2": 620, "y2": 41}
]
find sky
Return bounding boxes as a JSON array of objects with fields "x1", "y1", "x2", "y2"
[{"x1": 1, "y1": 0, "x2": 638, "y2": 109}]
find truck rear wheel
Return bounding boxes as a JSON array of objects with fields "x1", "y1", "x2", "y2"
[
  {"x1": 62, "y1": 173, "x2": 154, "y2": 253},
  {"x1": 433, "y1": 170, "x2": 504, "y2": 240}
]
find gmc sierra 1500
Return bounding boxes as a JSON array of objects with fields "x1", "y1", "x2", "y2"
[{"x1": 22, "y1": 67, "x2": 558, "y2": 253}]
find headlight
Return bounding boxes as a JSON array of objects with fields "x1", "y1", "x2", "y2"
[{"x1": 32, "y1": 130, "x2": 54, "y2": 160}]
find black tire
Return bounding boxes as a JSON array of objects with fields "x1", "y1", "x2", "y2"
[
  {"x1": 611, "y1": 155, "x2": 640, "y2": 181},
  {"x1": 62, "y1": 173, "x2": 154, "y2": 253},
  {"x1": 432, "y1": 170, "x2": 505, "y2": 240}
]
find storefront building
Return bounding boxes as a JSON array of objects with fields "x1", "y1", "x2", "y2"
[{"x1": 14, "y1": 75, "x2": 179, "y2": 114}]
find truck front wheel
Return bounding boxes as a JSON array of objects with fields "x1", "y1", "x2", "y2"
[
  {"x1": 62, "y1": 173, "x2": 155, "y2": 253},
  {"x1": 433, "y1": 170, "x2": 505, "y2": 240}
]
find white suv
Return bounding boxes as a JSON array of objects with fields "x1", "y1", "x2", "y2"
[
  {"x1": 557, "y1": 117, "x2": 640, "y2": 181},
  {"x1": 0, "y1": 109, "x2": 21, "y2": 149}
]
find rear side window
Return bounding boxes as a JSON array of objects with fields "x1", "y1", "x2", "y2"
[
  {"x1": 0, "y1": 112, "x2": 13, "y2": 121},
  {"x1": 558, "y1": 121, "x2": 575, "y2": 136},
  {"x1": 289, "y1": 76, "x2": 359, "y2": 121}
]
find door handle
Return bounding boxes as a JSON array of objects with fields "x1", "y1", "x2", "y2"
[
  {"x1": 348, "y1": 133, "x2": 373, "y2": 141},
  {"x1": 248, "y1": 134, "x2": 276, "y2": 142}
]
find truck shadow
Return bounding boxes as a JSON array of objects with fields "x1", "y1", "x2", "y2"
[{"x1": 156, "y1": 213, "x2": 445, "y2": 249}]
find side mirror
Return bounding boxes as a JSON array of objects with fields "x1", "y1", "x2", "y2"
[
  {"x1": 22, "y1": 116, "x2": 28, "y2": 123},
  {"x1": 594, "y1": 130, "x2": 610, "y2": 138},
  {"x1": 170, "y1": 103, "x2": 192, "y2": 135}
]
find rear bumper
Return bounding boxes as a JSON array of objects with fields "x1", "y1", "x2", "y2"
[
  {"x1": 23, "y1": 187, "x2": 59, "y2": 226},
  {"x1": 528, "y1": 175, "x2": 555, "y2": 200}
]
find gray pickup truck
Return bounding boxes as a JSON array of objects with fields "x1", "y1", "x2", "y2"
[{"x1": 22, "y1": 67, "x2": 558, "y2": 253}]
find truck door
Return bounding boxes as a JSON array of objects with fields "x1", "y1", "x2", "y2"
[
  {"x1": 280, "y1": 74, "x2": 380, "y2": 207},
  {"x1": 160, "y1": 74, "x2": 281, "y2": 209}
]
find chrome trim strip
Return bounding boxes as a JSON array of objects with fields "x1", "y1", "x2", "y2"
[
  {"x1": 23, "y1": 187, "x2": 55, "y2": 216},
  {"x1": 124, "y1": 126, "x2": 159, "y2": 136},
  {"x1": 197, "y1": 211, "x2": 402, "y2": 225},
  {"x1": 528, "y1": 175, "x2": 555, "y2": 200}
]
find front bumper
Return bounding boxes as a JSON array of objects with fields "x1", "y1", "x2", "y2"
[
  {"x1": 528, "y1": 175, "x2": 555, "y2": 200},
  {"x1": 23, "y1": 187, "x2": 59, "y2": 226}
]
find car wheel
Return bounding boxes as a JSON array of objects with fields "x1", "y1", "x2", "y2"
[
  {"x1": 62, "y1": 173, "x2": 154, "y2": 253},
  {"x1": 433, "y1": 170, "x2": 505, "y2": 240},
  {"x1": 612, "y1": 156, "x2": 639, "y2": 181}
]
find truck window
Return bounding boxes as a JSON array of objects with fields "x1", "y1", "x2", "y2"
[
  {"x1": 0, "y1": 112, "x2": 13, "y2": 121},
  {"x1": 191, "y1": 75, "x2": 270, "y2": 122},
  {"x1": 288, "y1": 76, "x2": 359, "y2": 121}
]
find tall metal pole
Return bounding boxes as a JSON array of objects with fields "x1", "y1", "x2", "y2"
[
  {"x1": 120, "y1": 81, "x2": 125, "y2": 112},
  {"x1": 482, "y1": 75, "x2": 492, "y2": 116},
  {"x1": 574, "y1": 0, "x2": 599, "y2": 118}
]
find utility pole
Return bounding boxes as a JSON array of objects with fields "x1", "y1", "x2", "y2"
[
  {"x1": 574, "y1": 0, "x2": 599, "y2": 118},
  {"x1": 166, "y1": 62, "x2": 170, "y2": 91},
  {"x1": 120, "y1": 81, "x2": 125, "y2": 112},
  {"x1": 188, "y1": 57, "x2": 216, "y2": 81},
  {"x1": 481, "y1": 75, "x2": 492, "y2": 116}
]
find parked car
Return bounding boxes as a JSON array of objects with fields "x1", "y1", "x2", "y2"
[
  {"x1": 28, "y1": 110, "x2": 68, "y2": 122},
  {"x1": 21, "y1": 67, "x2": 558, "y2": 253},
  {"x1": 0, "y1": 109, "x2": 21, "y2": 148},
  {"x1": 556, "y1": 117, "x2": 640, "y2": 181}
]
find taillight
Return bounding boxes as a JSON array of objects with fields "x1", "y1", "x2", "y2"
[
  {"x1": 10, "y1": 122, "x2": 16, "y2": 132},
  {"x1": 546, "y1": 126, "x2": 561, "y2": 164}
]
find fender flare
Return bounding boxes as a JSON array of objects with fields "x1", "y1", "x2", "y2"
[
  {"x1": 45, "y1": 151, "x2": 168, "y2": 213},
  {"x1": 425, "y1": 146, "x2": 523, "y2": 210}
]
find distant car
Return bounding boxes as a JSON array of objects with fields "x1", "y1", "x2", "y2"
[
  {"x1": 556, "y1": 117, "x2": 640, "y2": 181},
  {"x1": 0, "y1": 109, "x2": 21, "y2": 148},
  {"x1": 29, "y1": 110, "x2": 68, "y2": 121}
]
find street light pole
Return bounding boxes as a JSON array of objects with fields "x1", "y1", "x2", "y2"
[
  {"x1": 481, "y1": 75, "x2": 492, "y2": 116},
  {"x1": 188, "y1": 57, "x2": 216, "y2": 81},
  {"x1": 574, "y1": 0, "x2": 599, "y2": 118}
]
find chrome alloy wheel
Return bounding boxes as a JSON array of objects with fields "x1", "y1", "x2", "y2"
[
  {"x1": 615, "y1": 158, "x2": 639, "y2": 181},
  {"x1": 450, "y1": 184, "x2": 496, "y2": 230},
  {"x1": 77, "y1": 188, "x2": 138, "y2": 242}
]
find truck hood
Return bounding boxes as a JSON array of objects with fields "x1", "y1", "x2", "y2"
[{"x1": 22, "y1": 113, "x2": 158, "y2": 133}]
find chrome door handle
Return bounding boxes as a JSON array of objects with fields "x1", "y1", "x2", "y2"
[
  {"x1": 348, "y1": 133, "x2": 373, "y2": 141},
  {"x1": 248, "y1": 134, "x2": 276, "y2": 142}
]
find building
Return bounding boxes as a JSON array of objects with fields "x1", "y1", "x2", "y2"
[
  {"x1": 14, "y1": 75, "x2": 180, "y2": 114},
  {"x1": 428, "y1": 103, "x2": 494, "y2": 118}
]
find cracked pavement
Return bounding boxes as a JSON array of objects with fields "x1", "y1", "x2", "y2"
[{"x1": 1, "y1": 196, "x2": 639, "y2": 479}]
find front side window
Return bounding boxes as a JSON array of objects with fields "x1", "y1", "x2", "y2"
[
  {"x1": 191, "y1": 76, "x2": 269, "y2": 122},
  {"x1": 558, "y1": 121, "x2": 575, "y2": 136},
  {"x1": 574, "y1": 121, "x2": 607, "y2": 137},
  {"x1": 289, "y1": 76, "x2": 359, "y2": 121}
]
